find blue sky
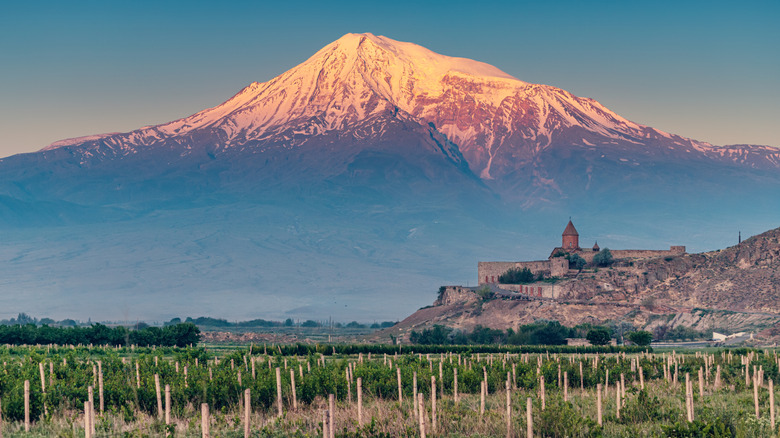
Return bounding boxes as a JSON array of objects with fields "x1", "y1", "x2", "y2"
[{"x1": 1, "y1": 0, "x2": 778, "y2": 157}]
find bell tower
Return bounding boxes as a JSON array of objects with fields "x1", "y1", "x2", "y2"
[{"x1": 562, "y1": 219, "x2": 580, "y2": 250}]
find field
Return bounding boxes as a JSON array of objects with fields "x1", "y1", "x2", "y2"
[{"x1": 0, "y1": 344, "x2": 777, "y2": 437}]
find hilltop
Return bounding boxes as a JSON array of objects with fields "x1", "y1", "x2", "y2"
[{"x1": 379, "y1": 226, "x2": 780, "y2": 342}]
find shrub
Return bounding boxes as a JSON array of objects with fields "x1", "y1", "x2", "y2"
[
  {"x1": 592, "y1": 248, "x2": 614, "y2": 267},
  {"x1": 499, "y1": 267, "x2": 535, "y2": 284},
  {"x1": 568, "y1": 253, "x2": 586, "y2": 270}
]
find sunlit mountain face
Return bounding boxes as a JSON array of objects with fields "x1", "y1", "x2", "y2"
[{"x1": 0, "y1": 33, "x2": 777, "y2": 322}]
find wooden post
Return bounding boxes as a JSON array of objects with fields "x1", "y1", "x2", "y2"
[
  {"x1": 640, "y1": 366, "x2": 645, "y2": 389},
  {"x1": 770, "y1": 379, "x2": 776, "y2": 431},
  {"x1": 276, "y1": 367, "x2": 283, "y2": 417},
  {"x1": 397, "y1": 367, "x2": 403, "y2": 403},
  {"x1": 290, "y1": 369, "x2": 298, "y2": 411},
  {"x1": 165, "y1": 384, "x2": 171, "y2": 426},
  {"x1": 506, "y1": 379, "x2": 512, "y2": 438},
  {"x1": 540, "y1": 375, "x2": 546, "y2": 411},
  {"x1": 454, "y1": 368, "x2": 459, "y2": 403},
  {"x1": 88, "y1": 385, "x2": 95, "y2": 434},
  {"x1": 597, "y1": 383, "x2": 602, "y2": 426},
  {"x1": 155, "y1": 374, "x2": 163, "y2": 420},
  {"x1": 418, "y1": 393, "x2": 426, "y2": 438},
  {"x1": 580, "y1": 361, "x2": 584, "y2": 391},
  {"x1": 357, "y1": 377, "x2": 363, "y2": 427},
  {"x1": 24, "y1": 380, "x2": 30, "y2": 432},
  {"x1": 84, "y1": 401, "x2": 91, "y2": 438},
  {"x1": 615, "y1": 382, "x2": 621, "y2": 419},
  {"x1": 431, "y1": 376, "x2": 437, "y2": 433},
  {"x1": 98, "y1": 362, "x2": 104, "y2": 414},
  {"x1": 685, "y1": 373, "x2": 693, "y2": 422},
  {"x1": 413, "y1": 371, "x2": 418, "y2": 420},
  {"x1": 439, "y1": 361, "x2": 444, "y2": 398},
  {"x1": 526, "y1": 397, "x2": 533, "y2": 438},
  {"x1": 136, "y1": 361, "x2": 141, "y2": 388},
  {"x1": 328, "y1": 394, "x2": 335, "y2": 438},
  {"x1": 243, "y1": 389, "x2": 251, "y2": 438},
  {"x1": 754, "y1": 373, "x2": 760, "y2": 418},
  {"x1": 698, "y1": 368, "x2": 704, "y2": 397},
  {"x1": 480, "y1": 380, "x2": 486, "y2": 418},
  {"x1": 201, "y1": 403, "x2": 210, "y2": 438},
  {"x1": 563, "y1": 371, "x2": 568, "y2": 402}
]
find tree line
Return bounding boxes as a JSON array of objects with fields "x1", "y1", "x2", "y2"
[{"x1": 0, "y1": 323, "x2": 200, "y2": 347}]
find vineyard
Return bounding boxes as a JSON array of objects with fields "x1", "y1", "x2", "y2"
[{"x1": 0, "y1": 344, "x2": 778, "y2": 436}]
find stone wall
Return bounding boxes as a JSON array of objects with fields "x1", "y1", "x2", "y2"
[
  {"x1": 498, "y1": 282, "x2": 560, "y2": 299},
  {"x1": 435, "y1": 286, "x2": 479, "y2": 306},
  {"x1": 478, "y1": 260, "x2": 551, "y2": 285},
  {"x1": 612, "y1": 246, "x2": 686, "y2": 260}
]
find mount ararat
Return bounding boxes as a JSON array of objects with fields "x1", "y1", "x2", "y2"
[{"x1": 0, "y1": 33, "x2": 778, "y2": 322}]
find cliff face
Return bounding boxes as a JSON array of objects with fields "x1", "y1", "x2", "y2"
[{"x1": 382, "y1": 227, "x2": 780, "y2": 341}]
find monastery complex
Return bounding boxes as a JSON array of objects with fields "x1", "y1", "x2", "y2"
[{"x1": 475, "y1": 220, "x2": 686, "y2": 298}]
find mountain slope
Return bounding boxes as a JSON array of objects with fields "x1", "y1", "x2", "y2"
[{"x1": 0, "y1": 33, "x2": 778, "y2": 322}]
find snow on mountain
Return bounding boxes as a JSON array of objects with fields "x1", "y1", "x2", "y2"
[{"x1": 38, "y1": 32, "x2": 780, "y2": 184}]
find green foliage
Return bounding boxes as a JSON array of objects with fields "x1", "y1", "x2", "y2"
[
  {"x1": 662, "y1": 418, "x2": 733, "y2": 437},
  {"x1": 627, "y1": 330, "x2": 653, "y2": 346},
  {"x1": 586, "y1": 328, "x2": 611, "y2": 345},
  {"x1": 538, "y1": 398, "x2": 603, "y2": 437},
  {"x1": 0, "y1": 323, "x2": 200, "y2": 347},
  {"x1": 568, "y1": 253, "x2": 586, "y2": 270},
  {"x1": 498, "y1": 267, "x2": 535, "y2": 284},
  {"x1": 475, "y1": 285, "x2": 494, "y2": 300},
  {"x1": 409, "y1": 325, "x2": 452, "y2": 344},
  {"x1": 592, "y1": 248, "x2": 614, "y2": 267}
]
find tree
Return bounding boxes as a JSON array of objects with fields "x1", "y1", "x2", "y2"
[
  {"x1": 586, "y1": 328, "x2": 611, "y2": 345},
  {"x1": 593, "y1": 248, "x2": 614, "y2": 267},
  {"x1": 499, "y1": 267, "x2": 535, "y2": 284},
  {"x1": 627, "y1": 331, "x2": 653, "y2": 346},
  {"x1": 568, "y1": 253, "x2": 586, "y2": 270}
]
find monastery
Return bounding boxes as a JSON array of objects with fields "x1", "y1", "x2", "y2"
[{"x1": 478, "y1": 220, "x2": 686, "y2": 290}]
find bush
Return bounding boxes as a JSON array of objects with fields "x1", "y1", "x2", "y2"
[
  {"x1": 499, "y1": 267, "x2": 535, "y2": 284},
  {"x1": 592, "y1": 248, "x2": 614, "y2": 267},
  {"x1": 568, "y1": 253, "x2": 586, "y2": 270}
]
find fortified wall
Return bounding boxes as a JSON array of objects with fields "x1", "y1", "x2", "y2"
[{"x1": 477, "y1": 220, "x2": 685, "y2": 287}]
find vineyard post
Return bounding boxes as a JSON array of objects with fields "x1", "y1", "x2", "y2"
[
  {"x1": 155, "y1": 374, "x2": 163, "y2": 420},
  {"x1": 418, "y1": 393, "x2": 426, "y2": 438},
  {"x1": 397, "y1": 367, "x2": 402, "y2": 403},
  {"x1": 413, "y1": 371, "x2": 418, "y2": 420},
  {"x1": 276, "y1": 367, "x2": 283, "y2": 418},
  {"x1": 480, "y1": 380, "x2": 485, "y2": 418},
  {"x1": 38, "y1": 362, "x2": 47, "y2": 417},
  {"x1": 201, "y1": 403, "x2": 210, "y2": 438},
  {"x1": 24, "y1": 379, "x2": 30, "y2": 432},
  {"x1": 580, "y1": 361, "x2": 584, "y2": 391},
  {"x1": 439, "y1": 361, "x2": 443, "y2": 398},
  {"x1": 357, "y1": 377, "x2": 363, "y2": 427},
  {"x1": 243, "y1": 389, "x2": 251, "y2": 438},
  {"x1": 640, "y1": 366, "x2": 645, "y2": 389},
  {"x1": 251, "y1": 358, "x2": 256, "y2": 379},
  {"x1": 454, "y1": 368, "x2": 458, "y2": 403},
  {"x1": 328, "y1": 393, "x2": 335, "y2": 438},
  {"x1": 431, "y1": 376, "x2": 437, "y2": 433},
  {"x1": 563, "y1": 371, "x2": 568, "y2": 402},
  {"x1": 698, "y1": 368, "x2": 704, "y2": 397},
  {"x1": 512, "y1": 363, "x2": 517, "y2": 389},
  {"x1": 620, "y1": 373, "x2": 625, "y2": 401},
  {"x1": 685, "y1": 373, "x2": 693, "y2": 422},
  {"x1": 238, "y1": 370, "x2": 242, "y2": 387},
  {"x1": 49, "y1": 361, "x2": 53, "y2": 388},
  {"x1": 615, "y1": 381, "x2": 620, "y2": 419},
  {"x1": 136, "y1": 361, "x2": 141, "y2": 388},
  {"x1": 526, "y1": 397, "x2": 532, "y2": 438},
  {"x1": 540, "y1": 375, "x2": 545, "y2": 411},
  {"x1": 770, "y1": 379, "x2": 776, "y2": 431},
  {"x1": 184, "y1": 365, "x2": 188, "y2": 388},
  {"x1": 98, "y1": 362, "x2": 104, "y2": 414},
  {"x1": 88, "y1": 385, "x2": 95, "y2": 434},
  {"x1": 290, "y1": 369, "x2": 298, "y2": 410},
  {"x1": 596, "y1": 383, "x2": 602, "y2": 426},
  {"x1": 165, "y1": 384, "x2": 171, "y2": 427},
  {"x1": 84, "y1": 401, "x2": 91, "y2": 438},
  {"x1": 754, "y1": 372, "x2": 760, "y2": 418},
  {"x1": 505, "y1": 379, "x2": 511, "y2": 438}
]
